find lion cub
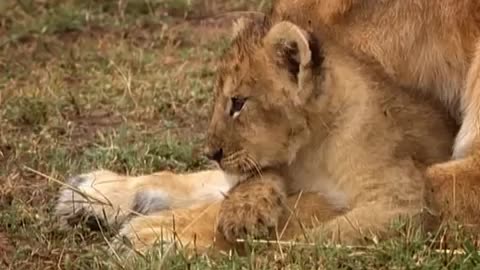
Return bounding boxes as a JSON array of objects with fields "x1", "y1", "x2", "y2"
[
  {"x1": 205, "y1": 18, "x2": 457, "y2": 244},
  {"x1": 55, "y1": 19, "x2": 456, "y2": 252}
]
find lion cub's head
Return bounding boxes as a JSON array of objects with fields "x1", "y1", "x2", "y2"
[{"x1": 205, "y1": 18, "x2": 327, "y2": 175}]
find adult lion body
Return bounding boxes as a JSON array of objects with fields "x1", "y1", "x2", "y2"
[
  {"x1": 55, "y1": 17, "x2": 462, "y2": 252},
  {"x1": 269, "y1": 0, "x2": 480, "y2": 232}
]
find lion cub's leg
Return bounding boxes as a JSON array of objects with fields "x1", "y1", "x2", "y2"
[
  {"x1": 307, "y1": 203, "x2": 423, "y2": 245},
  {"x1": 55, "y1": 169, "x2": 239, "y2": 228},
  {"x1": 216, "y1": 172, "x2": 287, "y2": 242},
  {"x1": 304, "y1": 162, "x2": 429, "y2": 245}
]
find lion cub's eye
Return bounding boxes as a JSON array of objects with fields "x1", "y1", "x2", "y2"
[{"x1": 230, "y1": 97, "x2": 247, "y2": 117}]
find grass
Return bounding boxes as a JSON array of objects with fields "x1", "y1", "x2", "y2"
[{"x1": 1, "y1": 0, "x2": 480, "y2": 269}]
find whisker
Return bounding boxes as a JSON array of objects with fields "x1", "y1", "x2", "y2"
[
  {"x1": 239, "y1": 159, "x2": 249, "y2": 176},
  {"x1": 247, "y1": 155, "x2": 260, "y2": 171},
  {"x1": 245, "y1": 155, "x2": 263, "y2": 179},
  {"x1": 222, "y1": 150, "x2": 243, "y2": 164}
]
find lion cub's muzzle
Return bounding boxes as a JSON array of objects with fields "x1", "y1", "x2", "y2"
[{"x1": 205, "y1": 147, "x2": 224, "y2": 163}]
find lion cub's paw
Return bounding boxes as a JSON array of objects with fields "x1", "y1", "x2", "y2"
[
  {"x1": 55, "y1": 170, "x2": 132, "y2": 229},
  {"x1": 217, "y1": 180, "x2": 286, "y2": 242}
]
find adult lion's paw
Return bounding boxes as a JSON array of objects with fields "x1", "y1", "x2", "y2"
[
  {"x1": 217, "y1": 179, "x2": 286, "y2": 242},
  {"x1": 55, "y1": 170, "x2": 132, "y2": 229},
  {"x1": 426, "y1": 157, "x2": 480, "y2": 227}
]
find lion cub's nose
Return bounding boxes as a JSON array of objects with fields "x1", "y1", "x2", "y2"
[{"x1": 206, "y1": 148, "x2": 223, "y2": 163}]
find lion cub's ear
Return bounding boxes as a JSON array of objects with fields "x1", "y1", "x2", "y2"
[{"x1": 263, "y1": 21, "x2": 322, "y2": 106}]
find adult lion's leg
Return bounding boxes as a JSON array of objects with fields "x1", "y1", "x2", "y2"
[
  {"x1": 55, "y1": 169, "x2": 239, "y2": 228},
  {"x1": 453, "y1": 41, "x2": 480, "y2": 159},
  {"x1": 426, "y1": 156, "x2": 480, "y2": 230},
  {"x1": 115, "y1": 201, "x2": 230, "y2": 253},
  {"x1": 430, "y1": 40, "x2": 480, "y2": 230},
  {"x1": 116, "y1": 189, "x2": 346, "y2": 253}
]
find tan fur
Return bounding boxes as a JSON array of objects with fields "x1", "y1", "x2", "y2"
[
  {"x1": 55, "y1": 170, "x2": 240, "y2": 226},
  {"x1": 55, "y1": 19, "x2": 466, "y2": 253},
  {"x1": 271, "y1": 0, "x2": 479, "y2": 121},
  {"x1": 268, "y1": 0, "x2": 480, "y2": 237},
  {"x1": 205, "y1": 19, "x2": 459, "y2": 245},
  {"x1": 55, "y1": 0, "x2": 480, "y2": 252},
  {"x1": 55, "y1": 169, "x2": 345, "y2": 253}
]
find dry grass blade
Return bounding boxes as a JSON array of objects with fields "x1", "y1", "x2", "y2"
[{"x1": 234, "y1": 238, "x2": 475, "y2": 256}]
